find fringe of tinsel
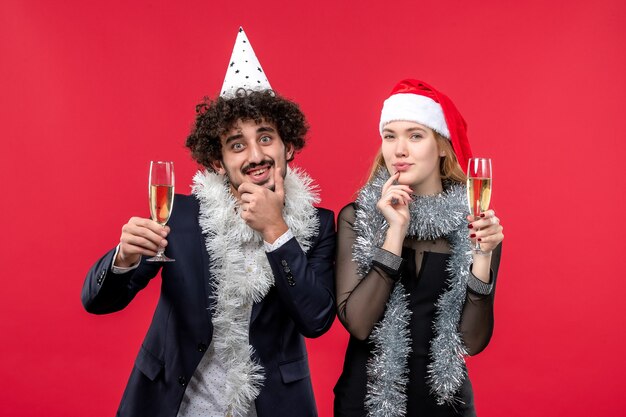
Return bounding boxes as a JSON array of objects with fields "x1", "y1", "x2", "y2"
[
  {"x1": 364, "y1": 284, "x2": 412, "y2": 417},
  {"x1": 352, "y1": 168, "x2": 472, "y2": 410},
  {"x1": 427, "y1": 225, "x2": 471, "y2": 405},
  {"x1": 192, "y1": 167, "x2": 319, "y2": 417}
]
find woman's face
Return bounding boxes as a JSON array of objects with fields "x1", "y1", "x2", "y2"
[{"x1": 381, "y1": 121, "x2": 445, "y2": 195}]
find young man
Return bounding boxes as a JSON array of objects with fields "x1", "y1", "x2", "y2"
[{"x1": 82, "y1": 28, "x2": 335, "y2": 417}]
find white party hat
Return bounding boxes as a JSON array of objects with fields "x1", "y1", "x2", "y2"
[{"x1": 220, "y1": 27, "x2": 272, "y2": 98}]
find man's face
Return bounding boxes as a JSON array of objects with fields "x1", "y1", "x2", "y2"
[{"x1": 211, "y1": 119, "x2": 293, "y2": 200}]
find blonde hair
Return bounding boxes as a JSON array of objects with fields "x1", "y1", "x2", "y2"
[{"x1": 366, "y1": 131, "x2": 466, "y2": 185}]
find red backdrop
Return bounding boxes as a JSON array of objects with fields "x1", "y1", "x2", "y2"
[{"x1": 2, "y1": 0, "x2": 625, "y2": 416}]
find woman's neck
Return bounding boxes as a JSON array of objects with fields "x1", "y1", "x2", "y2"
[{"x1": 410, "y1": 177, "x2": 444, "y2": 196}]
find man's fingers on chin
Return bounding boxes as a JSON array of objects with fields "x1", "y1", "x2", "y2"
[{"x1": 239, "y1": 182, "x2": 261, "y2": 192}]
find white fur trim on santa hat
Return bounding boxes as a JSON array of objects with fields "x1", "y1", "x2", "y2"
[{"x1": 379, "y1": 93, "x2": 450, "y2": 138}]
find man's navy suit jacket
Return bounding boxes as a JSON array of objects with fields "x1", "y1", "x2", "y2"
[{"x1": 82, "y1": 194, "x2": 336, "y2": 417}]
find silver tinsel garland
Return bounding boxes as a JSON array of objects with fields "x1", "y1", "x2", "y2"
[
  {"x1": 193, "y1": 167, "x2": 319, "y2": 417},
  {"x1": 352, "y1": 168, "x2": 472, "y2": 412},
  {"x1": 364, "y1": 283, "x2": 412, "y2": 417}
]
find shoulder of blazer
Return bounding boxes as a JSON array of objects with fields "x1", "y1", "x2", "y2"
[
  {"x1": 166, "y1": 194, "x2": 200, "y2": 228},
  {"x1": 314, "y1": 207, "x2": 335, "y2": 234},
  {"x1": 314, "y1": 206, "x2": 334, "y2": 223},
  {"x1": 173, "y1": 193, "x2": 200, "y2": 211}
]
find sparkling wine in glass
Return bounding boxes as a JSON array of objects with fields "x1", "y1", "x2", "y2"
[
  {"x1": 147, "y1": 161, "x2": 175, "y2": 262},
  {"x1": 467, "y1": 158, "x2": 492, "y2": 254}
]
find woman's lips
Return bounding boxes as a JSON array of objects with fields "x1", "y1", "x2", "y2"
[{"x1": 393, "y1": 163, "x2": 412, "y2": 172}]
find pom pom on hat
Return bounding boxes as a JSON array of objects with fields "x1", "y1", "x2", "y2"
[{"x1": 379, "y1": 79, "x2": 473, "y2": 172}]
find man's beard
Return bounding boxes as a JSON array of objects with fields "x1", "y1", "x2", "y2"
[{"x1": 224, "y1": 159, "x2": 277, "y2": 191}]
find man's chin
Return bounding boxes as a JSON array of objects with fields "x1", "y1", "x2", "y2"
[
  {"x1": 260, "y1": 180, "x2": 274, "y2": 191},
  {"x1": 243, "y1": 178, "x2": 274, "y2": 190}
]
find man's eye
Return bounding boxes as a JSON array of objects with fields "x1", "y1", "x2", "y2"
[
  {"x1": 232, "y1": 143, "x2": 244, "y2": 151},
  {"x1": 260, "y1": 135, "x2": 272, "y2": 143}
]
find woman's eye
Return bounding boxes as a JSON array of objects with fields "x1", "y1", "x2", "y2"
[
  {"x1": 410, "y1": 134, "x2": 423, "y2": 140},
  {"x1": 383, "y1": 135, "x2": 395, "y2": 140}
]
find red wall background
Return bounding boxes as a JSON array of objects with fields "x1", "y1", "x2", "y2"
[{"x1": 2, "y1": 0, "x2": 625, "y2": 416}]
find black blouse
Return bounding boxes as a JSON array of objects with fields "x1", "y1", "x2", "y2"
[{"x1": 334, "y1": 204, "x2": 501, "y2": 417}]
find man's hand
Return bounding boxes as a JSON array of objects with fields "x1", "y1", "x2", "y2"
[
  {"x1": 115, "y1": 217, "x2": 170, "y2": 267},
  {"x1": 238, "y1": 166, "x2": 289, "y2": 243}
]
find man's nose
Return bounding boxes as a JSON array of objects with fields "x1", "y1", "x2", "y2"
[{"x1": 248, "y1": 141, "x2": 264, "y2": 163}]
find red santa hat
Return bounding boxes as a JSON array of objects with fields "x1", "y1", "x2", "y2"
[{"x1": 379, "y1": 79, "x2": 473, "y2": 172}]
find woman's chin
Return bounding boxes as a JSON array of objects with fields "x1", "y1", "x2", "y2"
[{"x1": 395, "y1": 172, "x2": 414, "y2": 185}]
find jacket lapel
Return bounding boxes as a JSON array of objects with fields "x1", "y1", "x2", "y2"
[{"x1": 250, "y1": 300, "x2": 263, "y2": 325}]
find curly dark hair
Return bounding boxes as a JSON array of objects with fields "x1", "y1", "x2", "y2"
[{"x1": 185, "y1": 89, "x2": 309, "y2": 170}]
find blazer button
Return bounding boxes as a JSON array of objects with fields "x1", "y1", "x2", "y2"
[
  {"x1": 178, "y1": 376, "x2": 187, "y2": 387},
  {"x1": 281, "y1": 260, "x2": 288, "y2": 267},
  {"x1": 100, "y1": 270, "x2": 106, "y2": 278},
  {"x1": 197, "y1": 343, "x2": 208, "y2": 352}
]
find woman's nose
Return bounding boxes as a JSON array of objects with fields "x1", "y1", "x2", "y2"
[{"x1": 395, "y1": 138, "x2": 408, "y2": 157}]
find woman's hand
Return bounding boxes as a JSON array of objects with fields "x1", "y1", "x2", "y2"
[
  {"x1": 467, "y1": 209, "x2": 504, "y2": 253},
  {"x1": 376, "y1": 172, "x2": 412, "y2": 236}
]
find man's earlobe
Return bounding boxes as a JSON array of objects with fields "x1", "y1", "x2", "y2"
[
  {"x1": 286, "y1": 144, "x2": 295, "y2": 161},
  {"x1": 211, "y1": 160, "x2": 225, "y2": 174}
]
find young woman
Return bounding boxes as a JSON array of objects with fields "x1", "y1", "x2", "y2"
[{"x1": 334, "y1": 79, "x2": 504, "y2": 417}]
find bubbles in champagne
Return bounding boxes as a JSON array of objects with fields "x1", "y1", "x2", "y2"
[
  {"x1": 466, "y1": 178, "x2": 491, "y2": 217},
  {"x1": 150, "y1": 184, "x2": 174, "y2": 225}
]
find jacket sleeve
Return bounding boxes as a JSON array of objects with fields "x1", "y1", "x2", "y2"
[
  {"x1": 81, "y1": 248, "x2": 161, "y2": 314},
  {"x1": 265, "y1": 208, "x2": 336, "y2": 338},
  {"x1": 459, "y1": 242, "x2": 502, "y2": 355}
]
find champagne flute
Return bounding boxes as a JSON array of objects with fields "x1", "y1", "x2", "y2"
[
  {"x1": 147, "y1": 161, "x2": 175, "y2": 262},
  {"x1": 466, "y1": 158, "x2": 492, "y2": 254}
]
